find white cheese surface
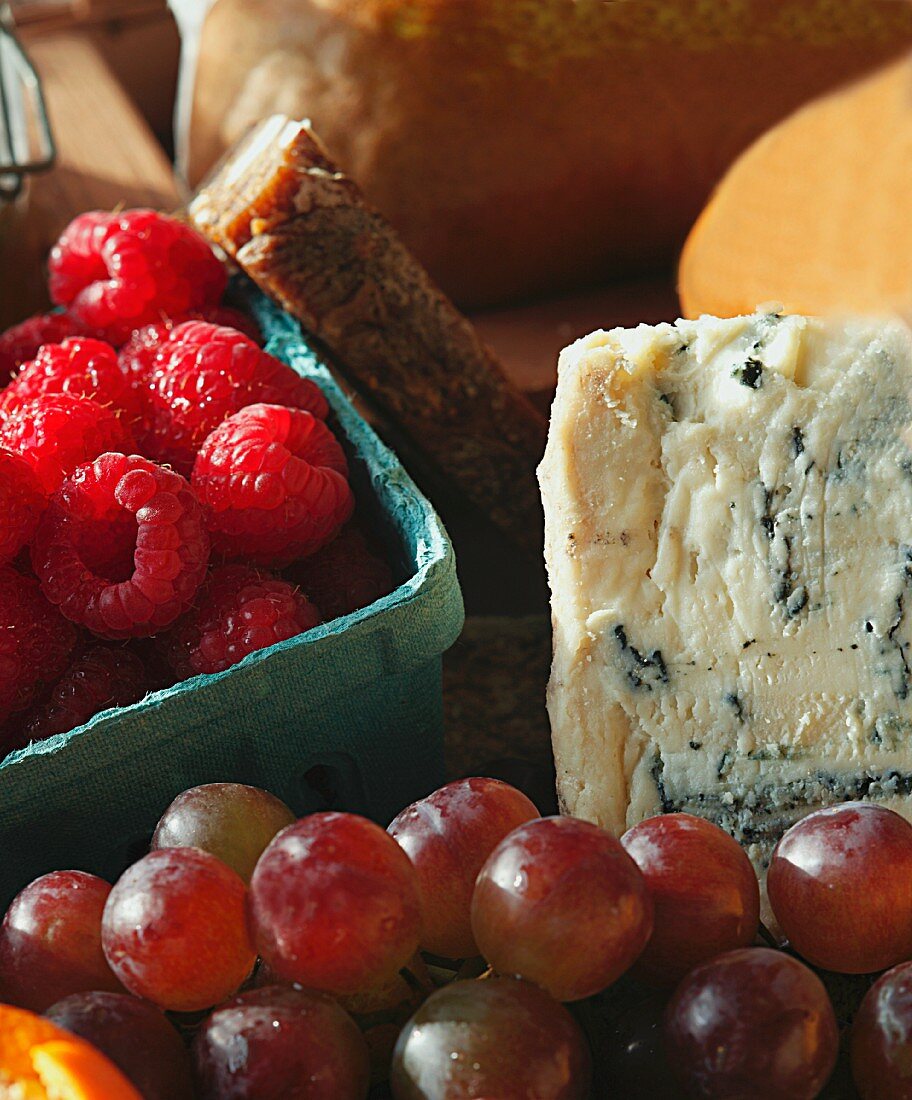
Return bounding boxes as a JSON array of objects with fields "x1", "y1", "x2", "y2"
[{"x1": 539, "y1": 311, "x2": 912, "y2": 862}]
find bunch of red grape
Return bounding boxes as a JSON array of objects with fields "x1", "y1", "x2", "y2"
[{"x1": 1, "y1": 783, "x2": 910, "y2": 1098}]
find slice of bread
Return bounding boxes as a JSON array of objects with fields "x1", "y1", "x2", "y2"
[{"x1": 190, "y1": 116, "x2": 547, "y2": 553}]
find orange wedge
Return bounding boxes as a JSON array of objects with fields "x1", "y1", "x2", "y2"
[{"x1": 0, "y1": 1005, "x2": 140, "y2": 1099}]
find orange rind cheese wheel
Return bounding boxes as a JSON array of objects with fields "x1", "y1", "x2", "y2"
[
  {"x1": 679, "y1": 53, "x2": 912, "y2": 320},
  {"x1": 0, "y1": 1005, "x2": 140, "y2": 1099}
]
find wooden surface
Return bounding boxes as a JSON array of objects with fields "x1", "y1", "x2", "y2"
[
  {"x1": 443, "y1": 615, "x2": 553, "y2": 776},
  {"x1": 12, "y1": 2, "x2": 167, "y2": 32},
  {"x1": 471, "y1": 276, "x2": 679, "y2": 401},
  {"x1": 15, "y1": 2, "x2": 181, "y2": 146},
  {"x1": 0, "y1": 31, "x2": 182, "y2": 325}
]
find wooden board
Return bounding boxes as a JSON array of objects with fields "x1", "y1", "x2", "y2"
[
  {"x1": 470, "y1": 276, "x2": 679, "y2": 405},
  {"x1": 0, "y1": 31, "x2": 181, "y2": 325}
]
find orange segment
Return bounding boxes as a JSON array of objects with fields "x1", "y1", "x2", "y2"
[
  {"x1": 0, "y1": 1006, "x2": 140, "y2": 1100},
  {"x1": 31, "y1": 1041, "x2": 141, "y2": 1100},
  {"x1": 0, "y1": 1011, "x2": 62, "y2": 1083}
]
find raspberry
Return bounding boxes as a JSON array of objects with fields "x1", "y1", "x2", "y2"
[
  {"x1": 48, "y1": 210, "x2": 227, "y2": 344},
  {"x1": 160, "y1": 564, "x2": 321, "y2": 678},
  {"x1": 117, "y1": 324, "x2": 171, "y2": 452},
  {"x1": 119, "y1": 323, "x2": 167, "y2": 374},
  {"x1": 0, "y1": 312, "x2": 86, "y2": 382},
  {"x1": 192, "y1": 403, "x2": 354, "y2": 566},
  {"x1": 0, "y1": 394, "x2": 135, "y2": 495},
  {"x1": 117, "y1": 322, "x2": 170, "y2": 405},
  {"x1": 118, "y1": 307, "x2": 262, "y2": 394},
  {"x1": 31, "y1": 453, "x2": 210, "y2": 639},
  {"x1": 288, "y1": 523, "x2": 394, "y2": 621},
  {"x1": 144, "y1": 322, "x2": 329, "y2": 475},
  {"x1": 14, "y1": 644, "x2": 149, "y2": 746},
  {"x1": 0, "y1": 566, "x2": 77, "y2": 722},
  {"x1": 120, "y1": 313, "x2": 262, "y2": 400},
  {"x1": 0, "y1": 337, "x2": 143, "y2": 426},
  {"x1": 0, "y1": 449, "x2": 45, "y2": 565}
]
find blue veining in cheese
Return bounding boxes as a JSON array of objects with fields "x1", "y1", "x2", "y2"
[{"x1": 538, "y1": 311, "x2": 912, "y2": 864}]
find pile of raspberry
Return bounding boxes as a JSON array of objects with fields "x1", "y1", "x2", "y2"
[{"x1": 0, "y1": 209, "x2": 393, "y2": 754}]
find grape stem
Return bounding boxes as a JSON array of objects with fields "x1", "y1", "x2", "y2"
[
  {"x1": 400, "y1": 966, "x2": 435, "y2": 997},
  {"x1": 455, "y1": 956, "x2": 490, "y2": 982},
  {"x1": 757, "y1": 922, "x2": 780, "y2": 949}
]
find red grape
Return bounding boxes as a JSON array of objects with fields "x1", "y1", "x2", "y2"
[
  {"x1": 664, "y1": 947, "x2": 839, "y2": 1099},
  {"x1": 0, "y1": 870, "x2": 123, "y2": 1011},
  {"x1": 621, "y1": 812, "x2": 760, "y2": 985},
  {"x1": 45, "y1": 990, "x2": 195, "y2": 1100},
  {"x1": 768, "y1": 802, "x2": 912, "y2": 973},
  {"x1": 152, "y1": 782, "x2": 296, "y2": 882},
  {"x1": 253, "y1": 951, "x2": 432, "y2": 1084},
  {"x1": 470, "y1": 815, "x2": 652, "y2": 1001},
  {"x1": 390, "y1": 977, "x2": 591, "y2": 1099},
  {"x1": 388, "y1": 777, "x2": 539, "y2": 958},
  {"x1": 248, "y1": 812, "x2": 422, "y2": 995},
  {"x1": 101, "y1": 847, "x2": 255, "y2": 1012},
  {"x1": 850, "y1": 961, "x2": 912, "y2": 1098},
  {"x1": 194, "y1": 985, "x2": 370, "y2": 1099}
]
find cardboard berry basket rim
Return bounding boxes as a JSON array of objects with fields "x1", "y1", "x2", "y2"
[{"x1": 0, "y1": 282, "x2": 465, "y2": 906}]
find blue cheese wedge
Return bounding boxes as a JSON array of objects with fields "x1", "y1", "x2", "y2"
[{"x1": 539, "y1": 311, "x2": 912, "y2": 865}]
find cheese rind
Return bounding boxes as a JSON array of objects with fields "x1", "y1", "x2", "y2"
[{"x1": 539, "y1": 311, "x2": 912, "y2": 862}]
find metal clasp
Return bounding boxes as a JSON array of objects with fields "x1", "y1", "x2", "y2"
[{"x1": 0, "y1": 4, "x2": 55, "y2": 202}]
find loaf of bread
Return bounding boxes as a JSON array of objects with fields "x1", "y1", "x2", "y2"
[
  {"x1": 190, "y1": 116, "x2": 547, "y2": 553},
  {"x1": 186, "y1": 0, "x2": 912, "y2": 308}
]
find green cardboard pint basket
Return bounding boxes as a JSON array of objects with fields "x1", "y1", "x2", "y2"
[{"x1": 0, "y1": 287, "x2": 464, "y2": 905}]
